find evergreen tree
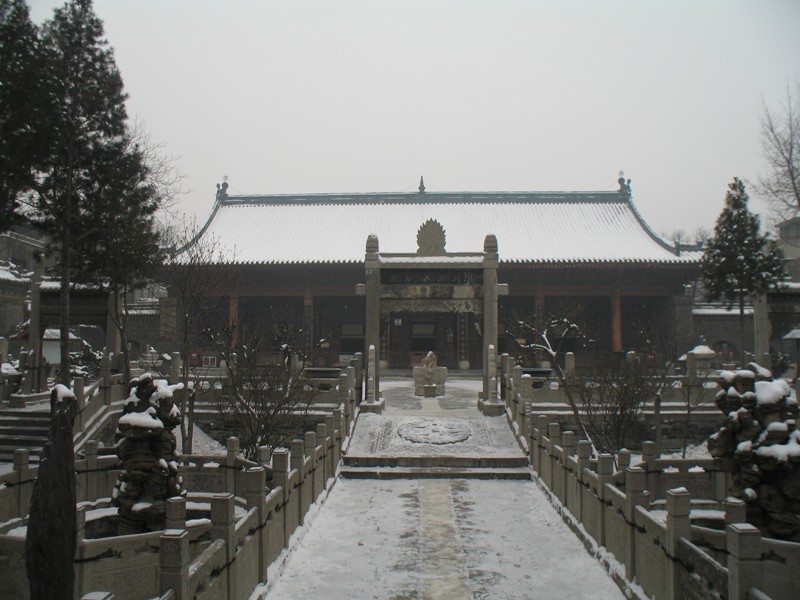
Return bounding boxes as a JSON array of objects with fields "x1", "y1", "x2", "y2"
[
  {"x1": 701, "y1": 178, "x2": 785, "y2": 363},
  {"x1": 23, "y1": 0, "x2": 129, "y2": 380},
  {"x1": 0, "y1": 0, "x2": 45, "y2": 231},
  {"x1": 74, "y1": 131, "x2": 165, "y2": 381}
]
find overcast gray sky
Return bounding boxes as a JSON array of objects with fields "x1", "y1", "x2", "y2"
[{"x1": 29, "y1": 0, "x2": 800, "y2": 238}]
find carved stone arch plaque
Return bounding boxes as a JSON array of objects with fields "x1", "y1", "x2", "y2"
[{"x1": 417, "y1": 219, "x2": 446, "y2": 256}]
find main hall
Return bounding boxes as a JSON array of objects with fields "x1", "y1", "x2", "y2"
[{"x1": 190, "y1": 177, "x2": 700, "y2": 368}]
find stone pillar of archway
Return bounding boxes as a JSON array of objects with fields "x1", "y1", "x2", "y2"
[
  {"x1": 481, "y1": 234, "x2": 508, "y2": 401},
  {"x1": 483, "y1": 235, "x2": 498, "y2": 402},
  {"x1": 363, "y1": 234, "x2": 381, "y2": 397}
]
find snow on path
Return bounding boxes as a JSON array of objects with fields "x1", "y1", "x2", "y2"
[{"x1": 262, "y1": 478, "x2": 623, "y2": 599}]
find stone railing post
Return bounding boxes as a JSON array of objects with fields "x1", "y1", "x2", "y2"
[
  {"x1": 624, "y1": 467, "x2": 647, "y2": 578},
  {"x1": 642, "y1": 440, "x2": 658, "y2": 492},
  {"x1": 597, "y1": 454, "x2": 615, "y2": 546},
  {"x1": 166, "y1": 497, "x2": 186, "y2": 530},
  {"x1": 576, "y1": 441, "x2": 592, "y2": 478},
  {"x1": 724, "y1": 497, "x2": 747, "y2": 525},
  {"x1": 617, "y1": 450, "x2": 630, "y2": 471},
  {"x1": 19, "y1": 350, "x2": 31, "y2": 394},
  {"x1": 513, "y1": 364, "x2": 523, "y2": 396},
  {"x1": 304, "y1": 431, "x2": 318, "y2": 498},
  {"x1": 575, "y1": 441, "x2": 592, "y2": 521},
  {"x1": 272, "y1": 448, "x2": 290, "y2": 501},
  {"x1": 256, "y1": 446, "x2": 270, "y2": 466},
  {"x1": 159, "y1": 529, "x2": 189, "y2": 600},
  {"x1": 245, "y1": 467, "x2": 268, "y2": 582},
  {"x1": 338, "y1": 372, "x2": 351, "y2": 424},
  {"x1": 246, "y1": 466, "x2": 266, "y2": 511},
  {"x1": 333, "y1": 407, "x2": 344, "y2": 448},
  {"x1": 561, "y1": 431, "x2": 576, "y2": 502},
  {"x1": 290, "y1": 439, "x2": 305, "y2": 477},
  {"x1": 316, "y1": 423, "x2": 329, "y2": 481},
  {"x1": 533, "y1": 415, "x2": 549, "y2": 475},
  {"x1": 564, "y1": 352, "x2": 575, "y2": 373},
  {"x1": 547, "y1": 422, "x2": 561, "y2": 490},
  {"x1": 325, "y1": 414, "x2": 338, "y2": 475},
  {"x1": 211, "y1": 493, "x2": 237, "y2": 599},
  {"x1": 665, "y1": 488, "x2": 691, "y2": 600},
  {"x1": 84, "y1": 440, "x2": 98, "y2": 500},
  {"x1": 727, "y1": 523, "x2": 763, "y2": 600}
]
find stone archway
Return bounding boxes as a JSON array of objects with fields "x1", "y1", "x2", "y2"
[{"x1": 357, "y1": 220, "x2": 507, "y2": 401}]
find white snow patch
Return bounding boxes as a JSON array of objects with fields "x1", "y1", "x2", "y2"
[{"x1": 755, "y1": 379, "x2": 790, "y2": 405}]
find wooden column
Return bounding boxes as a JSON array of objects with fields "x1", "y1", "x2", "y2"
[
  {"x1": 612, "y1": 289, "x2": 622, "y2": 353},
  {"x1": 229, "y1": 291, "x2": 239, "y2": 348},
  {"x1": 303, "y1": 289, "x2": 314, "y2": 359}
]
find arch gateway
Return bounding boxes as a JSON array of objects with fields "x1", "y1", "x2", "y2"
[{"x1": 179, "y1": 179, "x2": 700, "y2": 370}]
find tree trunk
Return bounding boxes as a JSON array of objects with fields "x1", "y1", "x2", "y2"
[
  {"x1": 118, "y1": 289, "x2": 131, "y2": 383},
  {"x1": 26, "y1": 388, "x2": 77, "y2": 599},
  {"x1": 739, "y1": 294, "x2": 746, "y2": 367},
  {"x1": 178, "y1": 318, "x2": 189, "y2": 452}
]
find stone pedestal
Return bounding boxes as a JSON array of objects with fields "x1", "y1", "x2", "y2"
[{"x1": 413, "y1": 366, "x2": 447, "y2": 396}]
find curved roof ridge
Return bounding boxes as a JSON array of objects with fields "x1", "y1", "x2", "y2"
[{"x1": 221, "y1": 190, "x2": 624, "y2": 207}]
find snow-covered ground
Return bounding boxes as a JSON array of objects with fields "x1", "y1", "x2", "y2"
[
  {"x1": 258, "y1": 478, "x2": 623, "y2": 599},
  {"x1": 257, "y1": 376, "x2": 623, "y2": 599}
]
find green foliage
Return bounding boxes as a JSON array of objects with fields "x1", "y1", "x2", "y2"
[
  {"x1": 3, "y1": 1, "x2": 167, "y2": 378},
  {"x1": 0, "y1": 0, "x2": 44, "y2": 230},
  {"x1": 701, "y1": 178, "x2": 785, "y2": 305}
]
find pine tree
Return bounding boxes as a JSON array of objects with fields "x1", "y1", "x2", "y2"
[
  {"x1": 73, "y1": 131, "x2": 165, "y2": 381},
  {"x1": 701, "y1": 178, "x2": 785, "y2": 363},
  {"x1": 0, "y1": 0, "x2": 45, "y2": 231},
  {"x1": 23, "y1": 0, "x2": 129, "y2": 380}
]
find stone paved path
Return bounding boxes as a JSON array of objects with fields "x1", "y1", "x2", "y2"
[{"x1": 261, "y1": 377, "x2": 624, "y2": 599}]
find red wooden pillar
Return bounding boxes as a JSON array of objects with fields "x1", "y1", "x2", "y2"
[
  {"x1": 535, "y1": 290, "x2": 545, "y2": 328},
  {"x1": 612, "y1": 290, "x2": 622, "y2": 353},
  {"x1": 229, "y1": 292, "x2": 239, "y2": 348},
  {"x1": 303, "y1": 289, "x2": 314, "y2": 360}
]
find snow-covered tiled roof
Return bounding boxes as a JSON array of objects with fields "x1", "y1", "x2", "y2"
[
  {"x1": 0, "y1": 262, "x2": 31, "y2": 284},
  {"x1": 193, "y1": 191, "x2": 700, "y2": 266}
]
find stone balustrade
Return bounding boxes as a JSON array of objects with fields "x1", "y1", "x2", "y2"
[
  {"x1": 527, "y1": 415, "x2": 800, "y2": 600},
  {"x1": 0, "y1": 367, "x2": 358, "y2": 600}
]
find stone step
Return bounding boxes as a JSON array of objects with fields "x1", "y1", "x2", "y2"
[
  {"x1": 0, "y1": 415, "x2": 51, "y2": 429},
  {"x1": 342, "y1": 454, "x2": 529, "y2": 469},
  {"x1": 0, "y1": 409, "x2": 51, "y2": 418},
  {"x1": 0, "y1": 422, "x2": 50, "y2": 432},
  {"x1": 0, "y1": 434, "x2": 48, "y2": 445},
  {"x1": 340, "y1": 465, "x2": 532, "y2": 480}
]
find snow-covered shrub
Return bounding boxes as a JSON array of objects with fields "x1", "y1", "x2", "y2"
[{"x1": 707, "y1": 363, "x2": 800, "y2": 540}]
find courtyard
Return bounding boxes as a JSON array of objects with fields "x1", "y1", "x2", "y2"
[{"x1": 259, "y1": 378, "x2": 625, "y2": 599}]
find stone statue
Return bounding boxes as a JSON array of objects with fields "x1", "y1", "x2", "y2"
[
  {"x1": 112, "y1": 373, "x2": 186, "y2": 534},
  {"x1": 423, "y1": 351, "x2": 437, "y2": 383}
]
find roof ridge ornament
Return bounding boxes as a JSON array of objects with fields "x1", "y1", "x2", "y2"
[
  {"x1": 418, "y1": 176, "x2": 426, "y2": 194},
  {"x1": 617, "y1": 172, "x2": 632, "y2": 199},
  {"x1": 417, "y1": 219, "x2": 446, "y2": 256},
  {"x1": 216, "y1": 180, "x2": 229, "y2": 203}
]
